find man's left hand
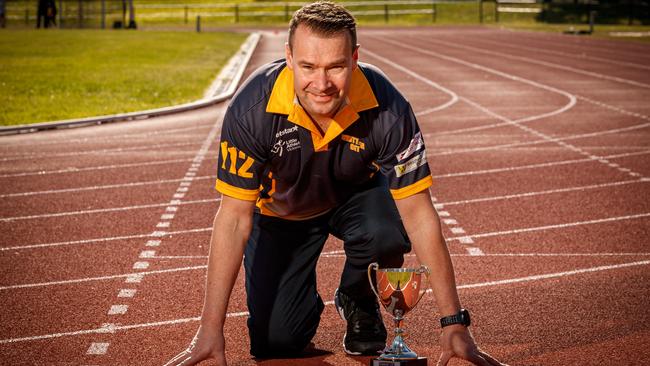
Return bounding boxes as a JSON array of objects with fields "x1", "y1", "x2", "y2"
[{"x1": 437, "y1": 325, "x2": 508, "y2": 366}]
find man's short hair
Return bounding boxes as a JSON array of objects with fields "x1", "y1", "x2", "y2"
[{"x1": 288, "y1": 1, "x2": 357, "y2": 54}]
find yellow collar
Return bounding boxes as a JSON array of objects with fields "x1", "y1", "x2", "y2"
[{"x1": 266, "y1": 65, "x2": 379, "y2": 151}]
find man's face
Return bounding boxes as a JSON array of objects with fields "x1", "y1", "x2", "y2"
[{"x1": 286, "y1": 24, "x2": 359, "y2": 122}]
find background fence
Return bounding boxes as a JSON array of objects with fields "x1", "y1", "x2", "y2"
[{"x1": 2, "y1": 0, "x2": 649, "y2": 29}]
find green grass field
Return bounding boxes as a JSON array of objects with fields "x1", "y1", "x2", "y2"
[{"x1": 0, "y1": 29, "x2": 247, "y2": 126}]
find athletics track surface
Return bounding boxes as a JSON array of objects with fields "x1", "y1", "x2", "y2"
[{"x1": 1, "y1": 27, "x2": 649, "y2": 365}]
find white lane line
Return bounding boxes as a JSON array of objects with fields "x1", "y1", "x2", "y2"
[
  {"x1": 432, "y1": 150, "x2": 650, "y2": 179},
  {"x1": 125, "y1": 274, "x2": 144, "y2": 284},
  {"x1": 139, "y1": 251, "x2": 156, "y2": 259},
  {"x1": 0, "y1": 265, "x2": 206, "y2": 291},
  {"x1": 151, "y1": 255, "x2": 207, "y2": 259},
  {"x1": 466, "y1": 247, "x2": 485, "y2": 256},
  {"x1": 161, "y1": 214, "x2": 175, "y2": 220},
  {"x1": 441, "y1": 179, "x2": 646, "y2": 206},
  {"x1": 0, "y1": 227, "x2": 212, "y2": 251},
  {"x1": 0, "y1": 198, "x2": 218, "y2": 222},
  {"x1": 118, "y1": 289, "x2": 137, "y2": 298},
  {"x1": 443, "y1": 219, "x2": 458, "y2": 225},
  {"x1": 86, "y1": 342, "x2": 110, "y2": 355},
  {"x1": 156, "y1": 222, "x2": 170, "y2": 228},
  {"x1": 473, "y1": 36, "x2": 650, "y2": 71},
  {"x1": 107, "y1": 305, "x2": 128, "y2": 315},
  {"x1": 458, "y1": 237, "x2": 475, "y2": 244},
  {"x1": 132, "y1": 262, "x2": 149, "y2": 270},
  {"x1": 146, "y1": 240, "x2": 161, "y2": 247},
  {"x1": 1, "y1": 175, "x2": 214, "y2": 198},
  {"x1": 0, "y1": 141, "x2": 200, "y2": 163},
  {"x1": 447, "y1": 212, "x2": 650, "y2": 242},
  {"x1": 427, "y1": 37, "x2": 650, "y2": 89},
  {"x1": 450, "y1": 227, "x2": 466, "y2": 234},
  {"x1": 361, "y1": 49, "x2": 459, "y2": 116},
  {"x1": 3, "y1": 259, "x2": 647, "y2": 345},
  {"x1": 318, "y1": 250, "x2": 650, "y2": 258},
  {"x1": 0, "y1": 157, "x2": 213, "y2": 179}
]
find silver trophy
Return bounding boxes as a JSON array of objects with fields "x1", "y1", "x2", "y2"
[{"x1": 368, "y1": 262, "x2": 430, "y2": 366}]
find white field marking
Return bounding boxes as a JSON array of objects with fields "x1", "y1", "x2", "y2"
[
  {"x1": 173, "y1": 193, "x2": 185, "y2": 199},
  {"x1": 3, "y1": 259, "x2": 648, "y2": 345},
  {"x1": 451, "y1": 227, "x2": 466, "y2": 234},
  {"x1": 426, "y1": 37, "x2": 650, "y2": 89},
  {"x1": 161, "y1": 213, "x2": 175, "y2": 220},
  {"x1": 107, "y1": 305, "x2": 128, "y2": 315},
  {"x1": 466, "y1": 247, "x2": 485, "y2": 256},
  {"x1": 86, "y1": 342, "x2": 110, "y2": 355},
  {"x1": 151, "y1": 255, "x2": 208, "y2": 259},
  {"x1": 440, "y1": 179, "x2": 646, "y2": 206},
  {"x1": 432, "y1": 150, "x2": 650, "y2": 179},
  {"x1": 458, "y1": 237, "x2": 474, "y2": 244},
  {"x1": 0, "y1": 124, "x2": 210, "y2": 149},
  {"x1": 133, "y1": 262, "x2": 149, "y2": 270},
  {"x1": 0, "y1": 197, "x2": 218, "y2": 222},
  {"x1": 317, "y1": 250, "x2": 650, "y2": 258},
  {"x1": 0, "y1": 157, "x2": 214, "y2": 179},
  {"x1": 446, "y1": 212, "x2": 650, "y2": 242},
  {"x1": 177, "y1": 187, "x2": 189, "y2": 192},
  {"x1": 374, "y1": 36, "x2": 578, "y2": 125},
  {"x1": 443, "y1": 219, "x2": 458, "y2": 225},
  {"x1": 437, "y1": 211, "x2": 450, "y2": 217},
  {"x1": 0, "y1": 265, "x2": 206, "y2": 291},
  {"x1": 434, "y1": 204, "x2": 444, "y2": 210},
  {"x1": 468, "y1": 36, "x2": 650, "y2": 71},
  {"x1": 118, "y1": 289, "x2": 137, "y2": 298},
  {"x1": 0, "y1": 226, "x2": 211, "y2": 251},
  {"x1": 180, "y1": 182, "x2": 192, "y2": 187},
  {"x1": 125, "y1": 274, "x2": 144, "y2": 284},
  {"x1": 139, "y1": 250, "x2": 156, "y2": 258},
  {"x1": 146, "y1": 240, "x2": 161, "y2": 247},
  {"x1": 0, "y1": 141, "x2": 200, "y2": 163},
  {"x1": 185, "y1": 172, "x2": 196, "y2": 177},
  {"x1": 361, "y1": 48, "x2": 459, "y2": 115},
  {"x1": 0, "y1": 175, "x2": 214, "y2": 198},
  {"x1": 156, "y1": 222, "x2": 170, "y2": 228}
]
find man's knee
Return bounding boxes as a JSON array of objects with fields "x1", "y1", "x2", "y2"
[{"x1": 249, "y1": 317, "x2": 318, "y2": 358}]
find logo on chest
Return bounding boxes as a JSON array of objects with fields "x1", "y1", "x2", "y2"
[
  {"x1": 341, "y1": 134, "x2": 365, "y2": 153},
  {"x1": 272, "y1": 126, "x2": 301, "y2": 157}
]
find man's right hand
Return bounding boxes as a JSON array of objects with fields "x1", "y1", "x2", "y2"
[{"x1": 163, "y1": 325, "x2": 226, "y2": 366}]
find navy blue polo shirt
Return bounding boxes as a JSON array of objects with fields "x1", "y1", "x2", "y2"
[{"x1": 215, "y1": 59, "x2": 432, "y2": 220}]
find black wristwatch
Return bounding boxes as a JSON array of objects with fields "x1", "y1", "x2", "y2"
[{"x1": 440, "y1": 308, "x2": 471, "y2": 328}]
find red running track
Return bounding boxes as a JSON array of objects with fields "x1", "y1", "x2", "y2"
[{"x1": 1, "y1": 27, "x2": 649, "y2": 365}]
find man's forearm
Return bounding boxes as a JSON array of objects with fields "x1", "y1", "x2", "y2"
[
  {"x1": 200, "y1": 200, "x2": 254, "y2": 329},
  {"x1": 395, "y1": 191, "x2": 462, "y2": 316}
]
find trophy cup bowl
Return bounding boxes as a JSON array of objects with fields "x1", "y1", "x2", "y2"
[{"x1": 368, "y1": 262, "x2": 430, "y2": 366}]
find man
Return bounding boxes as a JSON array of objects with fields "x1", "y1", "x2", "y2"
[{"x1": 165, "y1": 2, "x2": 506, "y2": 366}]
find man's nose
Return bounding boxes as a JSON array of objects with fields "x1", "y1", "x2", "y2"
[{"x1": 311, "y1": 69, "x2": 331, "y2": 91}]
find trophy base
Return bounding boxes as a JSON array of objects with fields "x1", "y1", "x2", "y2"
[{"x1": 370, "y1": 357, "x2": 427, "y2": 366}]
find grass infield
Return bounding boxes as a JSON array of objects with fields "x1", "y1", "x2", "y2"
[{"x1": 0, "y1": 29, "x2": 248, "y2": 126}]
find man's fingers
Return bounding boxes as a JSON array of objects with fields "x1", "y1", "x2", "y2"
[
  {"x1": 437, "y1": 351, "x2": 453, "y2": 366},
  {"x1": 162, "y1": 350, "x2": 197, "y2": 366},
  {"x1": 479, "y1": 350, "x2": 508, "y2": 366}
]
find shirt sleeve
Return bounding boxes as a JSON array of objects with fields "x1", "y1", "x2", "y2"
[
  {"x1": 376, "y1": 105, "x2": 433, "y2": 200},
  {"x1": 215, "y1": 108, "x2": 267, "y2": 201}
]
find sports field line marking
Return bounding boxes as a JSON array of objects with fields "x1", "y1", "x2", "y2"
[
  {"x1": 426, "y1": 37, "x2": 650, "y2": 89},
  {"x1": 319, "y1": 250, "x2": 650, "y2": 258},
  {"x1": 440, "y1": 179, "x2": 646, "y2": 206},
  {"x1": 0, "y1": 141, "x2": 200, "y2": 163},
  {"x1": 0, "y1": 198, "x2": 220, "y2": 222},
  {"x1": 467, "y1": 36, "x2": 650, "y2": 71},
  {"x1": 0, "y1": 157, "x2": 216, "y2": 179},
  {"x1": 0, "y1": 175, "x2": 214, "y2": 198},
  {"x1": 0, "y1": 227, "x2": 212, "y2": 251},
  {"x1": 2, "y1": 259, "x2": 647, "y2": 345},
  {"x1": 361, "y1": 49, "x2": 459, "y2": 116},
  {"x1": 447, "y1": 212, "x2": 650, "y2": 242},
  {"x1": 0, "y1": 265, "x2": 207, "y2": 291},
  {"x1": 432, "y1": 150, "x2": 650, "y2": 179}
]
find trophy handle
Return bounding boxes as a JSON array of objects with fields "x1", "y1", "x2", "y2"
[
  {"x1": 413, "y1": 264, "x2": 431, "y2": 309},
  {"x1": 367, "y1": 262, "x2": 381, "y2": 301}
]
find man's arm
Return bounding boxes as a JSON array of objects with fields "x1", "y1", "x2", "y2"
[
  {"x1": 394, "y1": 190, "x2": 506, "y2": 366},
  {"x1": 164, "y1": 195, "x2": 256, "y2": 366}
]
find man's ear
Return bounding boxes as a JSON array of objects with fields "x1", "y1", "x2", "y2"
[
  {"x1": 285, "y1": 42, "x2": 293, "y2": 70},
  {"x1": 352, "y1": 44, "x2": 360, "y2": 69}
]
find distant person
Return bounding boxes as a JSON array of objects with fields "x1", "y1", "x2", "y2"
[
  {"x1": 164, "y1": 2, "x2": 508, "y2": 366},
  {"x1": 0, "y1": 0, "x2": 6, "y2": 28},
  {"x1": 36, "y1": 0, "x2": 56, "y2": 28}
]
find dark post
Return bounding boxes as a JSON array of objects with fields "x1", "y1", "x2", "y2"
[
  {"x1": 234, "y1": 3, "x2": 238, "y2": 23},
  {"x1": 78, "y1": 0, "x2": 83, "y2": 28},
  {"x1": 433, "y1": 2, "x2": 436, "y2": 23},
  {"x1": 196, "y1": 14, "x2": 200, "y2": 32},
  {"x1": 58, "y1": 0, "x2": 63, "y2": 27},
  {"x1": 25, "y1": 7, "x2": 29, "y2": 25},
  {"x1": 184, "y1": 6, "x2": 188, "y2": 24},
  {"x1": 384, "y1": 4, "x2": 388, "y2": 23},
  {"x1": 588, "y1": 10, "x2": 595, "y2": 34},
  {"x1": 101, "y1": 0, "x2": 106, "y2": 29},
  {"x1": 285, "y1": 3, "x2": 289, "y2": 22},
  {"x1": 495, "y1": 0, "x2": 499, "y2": 22},
  {"x1": 479, "y1": 0, "x2": 483, "y2": 23}
]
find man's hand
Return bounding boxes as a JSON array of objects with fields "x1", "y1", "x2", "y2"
[
  {"x1": 163, "y1": 325, "x2": 227, "y2": 366},
  {"x1": 437, "y1": 325, "x2": 507, "y2": 366}
]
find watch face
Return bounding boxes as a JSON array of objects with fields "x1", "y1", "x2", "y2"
[{"x1": 460, "y1": 309, "x2": 471, "y2": 326}]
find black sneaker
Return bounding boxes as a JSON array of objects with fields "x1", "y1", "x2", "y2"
[{"x1": 334, "y1": 288, "x2": 387, "y2": 355}]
